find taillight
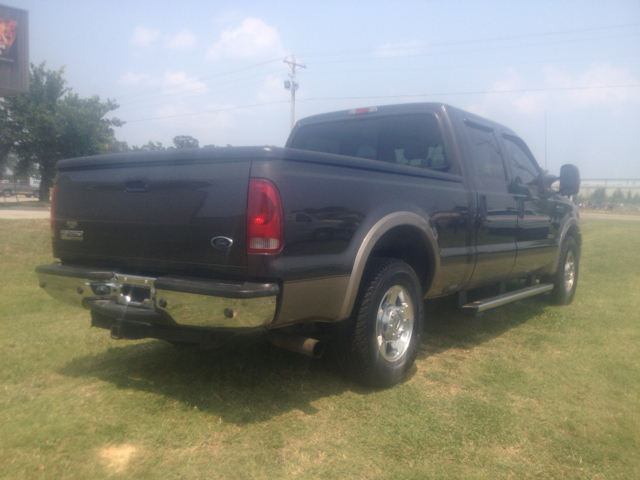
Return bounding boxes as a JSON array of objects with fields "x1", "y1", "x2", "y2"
[
  {"x1": 50, "y1": 184, "x2": 58, "y2": 240},
  {"x1": 247, "y1": 178, "x2": 283, "y2": 254}
]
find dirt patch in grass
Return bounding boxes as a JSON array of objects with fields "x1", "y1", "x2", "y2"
[{"x1": 98, "y1": 444, "x2": 139, "y2": 473}]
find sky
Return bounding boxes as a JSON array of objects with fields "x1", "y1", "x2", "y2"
[{"x1": 3, "y1": 0, "x2": 640, "y2": 178}]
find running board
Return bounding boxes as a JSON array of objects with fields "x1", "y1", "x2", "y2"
[{"x1": 461, "y1": 284, "x2": 554, "y2": 314}]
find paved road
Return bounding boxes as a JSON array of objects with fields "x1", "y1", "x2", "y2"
[{"x1": 0, "y1": 208, "x2": 50, "y2": 219}]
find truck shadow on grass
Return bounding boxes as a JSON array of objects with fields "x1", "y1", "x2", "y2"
[
  {"x1": 419, "y1": 293, "x2": 549, "y2": 360},
  {"x1": 58, "y1": 294, "x2": 549, "y2": 425}
]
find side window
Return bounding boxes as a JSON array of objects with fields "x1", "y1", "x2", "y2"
[
  {"x1": 290, "y1": 114, "x2": 457, "y2": 174},
  {"x1": 503, "y1": 137, "x2": 539, "y2": 185},
  {"x1": 380, "y1": 115, "x2": 452, "y2": 172},
  {"x1": 465, "y1": 123, "x2": 507, "y2": 183}
]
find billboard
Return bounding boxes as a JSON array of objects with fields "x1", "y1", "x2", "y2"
[{"x1": 0, "y1": 4, "x2": 28, "y2": 96}]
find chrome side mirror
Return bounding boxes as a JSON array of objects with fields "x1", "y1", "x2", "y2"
[{"x1": 559, "y1": 164, "x2": 580, "y2": 196}]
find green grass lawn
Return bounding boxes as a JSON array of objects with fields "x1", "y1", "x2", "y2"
[{"x1": 1, "y1": 219, "x2": 639, "y2": 479}]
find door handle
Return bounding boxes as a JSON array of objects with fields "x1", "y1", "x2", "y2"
[
  {"x1": 517, "y1": 198, "x2": 525, "y2": 219},
  {"x1": 478, "y1": 194, "x2": 488, "y2": 222},
  {"x1": 124, "y1": 180, "x2": 150, "y2": 193}
]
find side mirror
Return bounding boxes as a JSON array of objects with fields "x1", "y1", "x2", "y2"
[{"x1": 559, "y1": 164, "x2": 580, "y2": 196}]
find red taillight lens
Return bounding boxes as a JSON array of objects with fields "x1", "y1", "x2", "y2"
[
  {"x1": 50, "y1": 184, "x2": 58, "y2": 240},
  {"x1": 247, "y1": 178, "x2": 283, "y2": 254}
]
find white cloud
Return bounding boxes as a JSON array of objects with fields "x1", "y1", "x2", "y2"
[
  {"x1": 206, "y1": 18, "x2": 285, "y2": 60},
  {"x1": 118, "y1": 70, "x2": 207, "y2": 100},
  {"x1": 468, "y1": 63, "x2": 640, "y2": 118},
  {"x1": 154, "y1": 102, "x2": 236, "y2": 133},
  {"x1": 374, "y1": 41, "x2": 426, "y2": 58},
  {"x1": 119, "y1": 72, "x2": 158, "y2": 86},
  {"x1": 166, "y1": 29, "x2": 197, "y2": 51},
  {"x1": 258, "y1": 75, "x2": 288, "y2": 102},
  {"x1": 130, "y1": 26, "x2": 160, "y2": 48},
  {"x1": 161, "y1": 71, "x2": 208, "y2": 95},
  {"x1": 213, "y1": 10, "x2": 241, "y2": 25},
  {"x1": 545, "y1": 63, "x2": 640, "y2": 106}
]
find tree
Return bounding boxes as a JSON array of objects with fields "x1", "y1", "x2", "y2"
[
  {"x1": 173, "y1": 135, "x2": 199, "y2": 149},
  {"x1": 132, "y1": 141, "x2": 165, "y2": 152},
  {"x1": 591, "y1": 188, "x2": 606, "y2": 201},
  {"x1": 611, "y1": 188, "x2": 624, "y2": 200},
  {"x1": 0, "y1": 63, "x2": 123, "y2": 201}
]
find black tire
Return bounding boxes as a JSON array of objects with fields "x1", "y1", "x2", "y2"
[
  {"x1": 2, "y1": 189, "x2": 11, "y2": 197},
  {"x1": 335, "y1": 258, "x2": 423, "y2": 387},
  {"x1": 550, "y1": 237, "x2": 579, "y2": 305}
]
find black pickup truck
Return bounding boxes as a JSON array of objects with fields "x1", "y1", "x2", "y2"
[{"x1": 36, "y1": 103, "x2": 581, "y2": 387}]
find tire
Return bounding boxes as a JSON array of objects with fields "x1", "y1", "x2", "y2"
[
  {"x1": 335, "y1": 258, "x2": 423, "y2": 387},
  {"x1": 2, "y1": 189, "x2": 11, "y2": 197},
  {"x1": 550, "y1": 237, "x2": 579, "y2": 305}
]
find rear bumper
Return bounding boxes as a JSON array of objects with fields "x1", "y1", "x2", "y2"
[{"x1": 36, "y1": 262, "x2": 279, "y2": 330}]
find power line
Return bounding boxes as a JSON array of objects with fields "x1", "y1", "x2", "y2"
[
  {"x1": 123, "y1": 84, "x2": 640, "y2": 124},
  {"x1": 125, "y1": 100, "x2": 289, "y2": 123},
  {"x1": 308, "y1": 32, "x2": 640, "y2": 67},
  {"x1": 112, "y1": 23, "x2": 639, "y2": 107},
  {"x1": 116, "y1": 68, "x2": 284, "y2": 111},
  {"x1": 114, "y1": 56, "x2": 286, "y2": 102},
  {"x1": 299, "y1": 84, "x2": 640, "y2": 103},
  {"x1": 297, "y1": 22, "x2": 640, "y2": 59}
]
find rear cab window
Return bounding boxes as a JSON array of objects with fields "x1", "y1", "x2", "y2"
[{"x1": 289, "y1": 113, "x2": 458, "y2": 174}]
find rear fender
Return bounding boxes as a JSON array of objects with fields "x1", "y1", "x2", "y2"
[{"x1": 336, "y1": 211, "x2": 440, "y2": 320}]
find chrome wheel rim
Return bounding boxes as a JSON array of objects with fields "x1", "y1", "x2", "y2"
[
  {"x1": 564, "y1": 250, "x2": 576, "y2": 293},
  {"x1": 376, "y1": 285, "x2": 414, "y2": 362}
]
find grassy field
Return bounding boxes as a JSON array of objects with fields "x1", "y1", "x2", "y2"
[{"x1": 1, "y1": 219, "x2": 639, "y2": 479}]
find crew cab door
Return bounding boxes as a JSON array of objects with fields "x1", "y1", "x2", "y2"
[
  {"x1": 463, "y1": 120, "x2": 518, "y2": 283},
  {"x1": 502, "y1": 134, "x2": 558, "y2": 275}
]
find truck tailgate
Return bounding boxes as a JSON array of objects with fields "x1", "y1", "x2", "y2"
[{"x1": 53, "y1": 155, "x2": 251, "y2": 275}]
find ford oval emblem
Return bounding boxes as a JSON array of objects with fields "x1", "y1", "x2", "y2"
[{"x1": 211, "y1": 236, "x2": 233, "y2": 249}]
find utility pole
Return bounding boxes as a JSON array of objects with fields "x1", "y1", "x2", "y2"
[
  {"x1": 544, "y1": 110, "x2": 548, "y2": 172},
  {"x1": 284, "y1": 56, "x2": 306, "y2": 130}
]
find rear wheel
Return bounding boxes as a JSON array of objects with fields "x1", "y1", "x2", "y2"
[
  {"x1": 550, "y1": 237, "x2": 579, "y2": 305},
  {"x1": 335, "y1": 258, "x2": 423, "y2": 387}
]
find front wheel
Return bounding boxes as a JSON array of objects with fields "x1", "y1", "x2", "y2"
[
  {"x1": 335, "y1": 258, "x2": 423, "y2": 387},
  {"x1": 2, "y1": 189, "x2": 11, "y2": 197},
  {"x1": 550, "y1": 237, "x2": 579, "y2": 305}
]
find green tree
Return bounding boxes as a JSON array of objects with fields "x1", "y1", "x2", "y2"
[
  {"x1": 0, "y1": 63, "x2": 123, "y2": 201},
  {"x1": 132, "y1": 141, "x2": 165, "y2": 152},
  {"x1": 611, "y1": 188, "x2": 624, "y2": 200},
  {"x1": 173, "y1": 135, "x2": 199, "y2": 149},
  {"x1": 591, "y1": 188, "x2": 606, "y2": 201}
]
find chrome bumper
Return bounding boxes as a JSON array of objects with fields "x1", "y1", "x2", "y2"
[{"x1": 36, "y1": 263, "x2": 279, "y2": 329}]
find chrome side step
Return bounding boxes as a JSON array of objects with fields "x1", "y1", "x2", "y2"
[{"x1": 461, "y1": 284, "x2": 554, "y2": 314}]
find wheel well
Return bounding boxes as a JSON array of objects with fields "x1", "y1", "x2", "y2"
[{"x1": 368, "y1": 225, "x2": 434, "y2": 293}]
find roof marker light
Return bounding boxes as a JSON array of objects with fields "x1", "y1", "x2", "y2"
[{"x1": 348, "y1": 107, "x2": 378, "y2": 115}]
